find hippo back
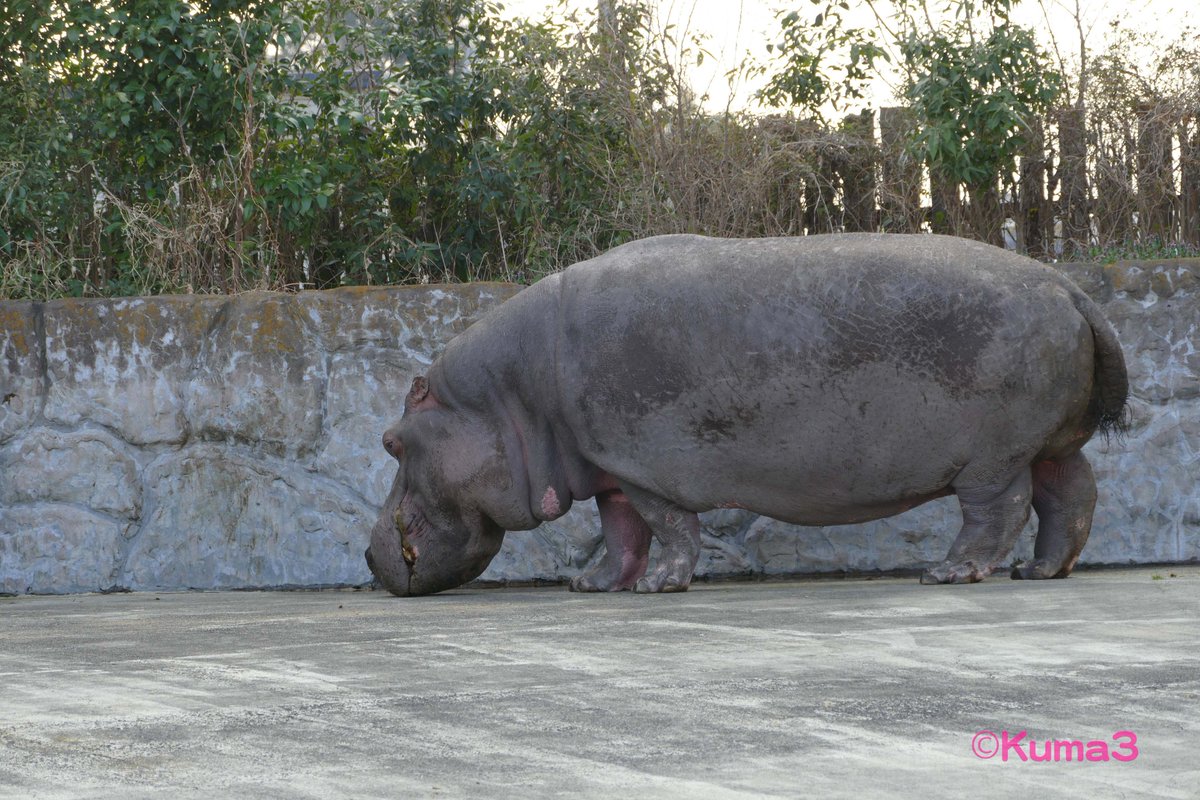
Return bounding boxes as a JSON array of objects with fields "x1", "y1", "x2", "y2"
[{"x1": 553, "y1": 233, "x2": 1096, "y2": 522}]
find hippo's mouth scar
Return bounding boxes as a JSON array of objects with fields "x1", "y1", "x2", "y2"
[
  {"x1": 394, "y1": 493, "x2": 426, "y2": 568},
  {"x1": 393, "y1": 509, "x2": 418, "y2": 566}
]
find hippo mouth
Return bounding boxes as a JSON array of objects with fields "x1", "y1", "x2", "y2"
[
  {"x1": 371, "y1": 490, "x2": 431, "y2": 594},
  {"x1": 367, "y1": 488, "x2": 504, "y2": 597},
  {"x1": 394, "y1": 490, "x2": 430, "y2": 570}
]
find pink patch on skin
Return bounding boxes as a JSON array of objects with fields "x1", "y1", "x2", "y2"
[{"x1": 540, "y1": 487, "x2": 562, "y2": 518}]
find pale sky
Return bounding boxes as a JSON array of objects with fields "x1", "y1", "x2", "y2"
[{"x1": 499, "y1": 0, "x2": 1199, "y2": 112}]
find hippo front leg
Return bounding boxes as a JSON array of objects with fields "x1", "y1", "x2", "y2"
[{"x1": 570, "y1": 490, "x2": 652, "y2": 592}]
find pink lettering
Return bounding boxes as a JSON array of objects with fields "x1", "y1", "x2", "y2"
[
  {"x1": 976, "y1": 729, "x2": 1137, "y2": 764},
  {"x1": 1001, "y1": 730, "x2": 1028, "y2": 762},
  {"x1": 1111, "y1": 731, "x2": 1139, "y2": 762},
  {"x1": 1085, "y1": 740, "x2": 1110, "y2": 762},
  {"x1": 1053, "y1": 740, "x2": 1084, "y2": 761},
  {"x1": 1029, "y1": 739, "x2": 1053, "y2": 762}
]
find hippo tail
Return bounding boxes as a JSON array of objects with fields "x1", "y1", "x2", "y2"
[{"x1": 1070, "y1": 288, "x2": 1130, "y2": 438}]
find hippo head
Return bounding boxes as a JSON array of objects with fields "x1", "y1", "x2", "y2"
[{"x1": 365, "y1": 377, "x2": 521, "y2": 596}]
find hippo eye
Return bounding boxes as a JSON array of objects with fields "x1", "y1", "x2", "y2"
[{"x1": 382, "y1": 430, "x2": 404, "y2": 459}]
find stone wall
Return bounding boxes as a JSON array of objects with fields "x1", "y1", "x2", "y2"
[
  {"x1": 1, "y1": 259, "x2": 1196, "y2": 593},
  {"x1": 0, "y1": 286, "x2": 520, "y2": 594}
]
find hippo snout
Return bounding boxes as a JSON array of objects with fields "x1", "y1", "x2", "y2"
[{"x1": 365, "y1": 542, "x2": 414, "y2": 596}]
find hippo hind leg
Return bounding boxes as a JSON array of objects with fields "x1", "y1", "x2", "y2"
[
  {"x1": 921, "y1": 468, "x2": 1033, "y2": 585},
  {"x1": 1011, "y1": 451, "x2": 1096, "y2": 580},
  {"x1": 570, "y1": 489, "x2": 652, "y2": 592},
  {"x1": 619, "y1": 483, "x2": 701, "y2": 593}
]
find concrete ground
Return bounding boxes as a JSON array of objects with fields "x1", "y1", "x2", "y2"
[{"x1": 1, "y1": 567, "x2": 1197, "y2": 800}]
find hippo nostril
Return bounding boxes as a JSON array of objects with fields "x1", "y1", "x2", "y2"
[{"x1": 382, "y1": 431, "x2": 401, "y2": 458}]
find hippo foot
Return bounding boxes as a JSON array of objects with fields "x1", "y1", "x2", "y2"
[
  {"x1": 632, "y1": 565, "x2": 692, "y2": 593},
  {"x1": 1010, "y1": 559, "x2": 1070, "y2": 580},
  {"x1": 633, "y1": 577, "x2": 689, "y2": 593},
  {"x1": 568, "y1": 572, "x2": 634, "y2": 592},
  {"x1": 920, "y1": 560, "x2": 991, "y2": 585}
]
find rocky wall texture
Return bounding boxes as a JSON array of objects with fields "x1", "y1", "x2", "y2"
[
  {"x1": 0, "y1": 286, "x2": 521, "y2": 594},
  {"x1": 1, "y1": 259, "x2": 1196, "y2": 593}
]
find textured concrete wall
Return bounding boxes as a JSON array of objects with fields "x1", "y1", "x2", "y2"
[
  {"x1": 0, "y1": 286, "x2": 520, "y2": 593},
  {"x1": 1, "y1": 259, "x2": 1196, "y2": 593}
]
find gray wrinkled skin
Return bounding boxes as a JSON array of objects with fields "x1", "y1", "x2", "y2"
[{"x1": 367, "y1": 234, "x2": 1128, "y2": 596}]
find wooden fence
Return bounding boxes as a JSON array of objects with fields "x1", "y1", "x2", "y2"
[{"x1": 778, "y1": 105, "x2": 1200, "y2": 256}]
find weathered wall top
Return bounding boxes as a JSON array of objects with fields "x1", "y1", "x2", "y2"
[
  {"x1": 1, "y1": 258, "x2": 1196, "y2": 594},
  {"x1": 1058, "y1": 258, "x2": 1200, "y2": 303}
]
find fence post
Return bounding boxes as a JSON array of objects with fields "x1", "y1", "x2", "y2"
[
  {"x1": 801, "y1": 115, "x2": 836, "y2": 235},
  {"x1": 1057, "y1": 106, "x2": 1089, "y2": 258},
  {"x1": 840, "y1": 110, "x2": 877, "y2": 232},
  {"x1": 1137, "y1": 101, "x2": 1175, "y2": 241},
  {"x1": 1180, "y1": 115, "x2": 1199, "y2": 245},
  {"x1": 1018, "y1": 117, "x2": 1048, "y2": 257},
  {"x1": 878, "y1": 107, "x2": 923, "y2": 233},
  {"x1": 804, "y1": 173, "x2": 835, "y2": 234},
  {"x1": 1089, "y1": 119, "x2": 1134, "y2": 246},
  {"x1": 929, "y1": 170, "x2": 960, "y2": 235}
]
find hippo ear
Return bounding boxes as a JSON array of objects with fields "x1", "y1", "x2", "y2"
[
  {"x1": 410, "y1": 374, "x2": 429, "y2": 402},
  {"x1": 405, "y1": 375, "x2": 440, "y2": 414}
]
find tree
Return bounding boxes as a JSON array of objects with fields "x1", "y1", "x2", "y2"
[
  {"x1": 899, "y1": 0, "x2": 1062, "y2": 243},
  {"x1": 759, "y1": 0, "x2": 1064, "y2": 243}
]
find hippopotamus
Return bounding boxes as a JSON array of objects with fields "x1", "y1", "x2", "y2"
[{"x1": 365, "y1": 233, "x2": 1127, "y2": 596}]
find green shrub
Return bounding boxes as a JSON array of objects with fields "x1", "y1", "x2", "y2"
[{"x1": 0, "y1": 0, "x2": 690, "y2": 297}]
